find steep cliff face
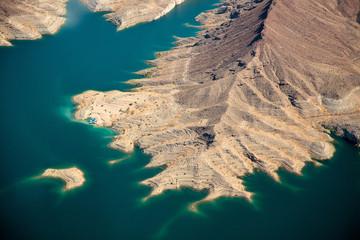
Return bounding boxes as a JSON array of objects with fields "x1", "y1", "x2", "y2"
[
  {"x1": 74, "y1": 0, "x2": 360, "y2": 208},
  {"x1": 80, "y1": 0, "x2": 186, "y2": 30},
  {"x1": 0, "y1": 0, "x2": 68, "y2": 46}
]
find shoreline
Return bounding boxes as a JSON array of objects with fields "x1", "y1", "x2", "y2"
[
  {"x1": 80, "y1": 0, "x2": 187, "y2": 31},
  {"x1": 72, "y1": 0, "x2": 360, "y2": 207},
  {"x1": 37, "y1": 167, "x2": 86, "y2": 191},
  {"x1": 0, "y1": 0, "x2": 69, "y2": 46}
]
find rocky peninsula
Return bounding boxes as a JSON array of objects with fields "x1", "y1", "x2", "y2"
[
  {"x1": 80, "y1": 0, "x2": 186, "y2": 30},
  {"x1": 74, "y1": 0, "x2": 360, "y2": 208},
  {"x1": 0, "y1": 0, "x2": 69, "y2": 46},
  {"x1": 39, "y1": 167, "x2": 86, "y2": 191}
]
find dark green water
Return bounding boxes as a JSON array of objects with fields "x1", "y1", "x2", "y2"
[{"x1": 0, "y1": 0, "x2": 359, "y2": 239}]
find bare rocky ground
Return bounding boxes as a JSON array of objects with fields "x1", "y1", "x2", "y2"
[
  {"x1": 1, "y1": 0, "x2": 358, "y2": 208},
  {"x1": 38, "y1": 167, "x2": 86, "y2": 191},
  {"x1": 80, "y1": 0, "x2": 186, "y2": 30},
  {"x1": 0, "y1": 0, "x2": 68, "y2": 46},
  {"x1": 0, "y1": 0, "x2": 188, "y2": 45},
  {"x1": 74, "y1": 0, "x2": 360, "y2": 208}
]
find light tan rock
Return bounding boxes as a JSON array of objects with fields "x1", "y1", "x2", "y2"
[
  {"x1": 73, "y1": 0, "x2": 360, "y2": 208},
  {"x1": 80, "y1": 0, "x2": 186, "y2": 30},
  {"x1": 38, "y1": 167, "x2": 86, "y2": 191},
  {"x1": 0, "y1": 0, "x2": 68, "y2": 46}
]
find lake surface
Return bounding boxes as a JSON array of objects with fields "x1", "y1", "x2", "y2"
[{"x1": 0, "y1": 0, "x2": 359, "y2": 239}]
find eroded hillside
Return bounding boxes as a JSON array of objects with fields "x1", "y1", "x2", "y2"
[
  {"x1": 0, "y1": 0, "x2": 188, "y2": 45},
  {"x1": 80, "y1": 0, "x2": 186, "y2": 30},
  {"x1": 73, "y1": 0, "x2": 360, "y2": 208},
  {"x1": 0, "y1": 0, "x2": 68, "y2": 46}
]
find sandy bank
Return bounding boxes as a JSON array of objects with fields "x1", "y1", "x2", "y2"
[{"x1": 38, "y1": 167, "x2": 85, "y2": 191}]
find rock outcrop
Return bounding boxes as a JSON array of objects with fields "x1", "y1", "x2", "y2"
[
  {"x1": 0, "y1": 0, "x2": 68, "y2": 46},
  {"x1": 0, "y1": 0, "x2": 189, "y2": 46},
  {"x1": 38, "y1": 167, "x2": 86, "y2": 191},
  {"x1": 80, "y1": 0, "x2": 185, "y2": 30},
  {"x1": 73, "y1": 0, "x2": 360, "y2": 208}
]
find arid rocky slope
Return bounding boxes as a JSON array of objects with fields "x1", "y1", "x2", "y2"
[
  {"x1": 74, "y1": 0, "x2": 360, "y2": 208},
  {"x1": 0, "y1": 0, "x2": 189, "y2": 46},
  {"x1": 80, "y1": 0, "x2": 186, "y2": 30},
  {"x1": 0, "y1": 0, "x2": 68, "y2": 46}
]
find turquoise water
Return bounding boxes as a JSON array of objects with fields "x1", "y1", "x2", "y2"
[{"x1": 0, "y1": 0, "x2": 359, "y2": 239}]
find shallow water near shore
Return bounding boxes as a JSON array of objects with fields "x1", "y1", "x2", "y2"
[{"x1": 0, "y1": 0, "x2": 359, "y2": 239}]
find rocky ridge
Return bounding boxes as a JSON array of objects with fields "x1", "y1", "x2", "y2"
[
  {"x1": 74, "y1": 0, "x2": 360, "y2": 208},
  {"x1": 80, "y1": 0, "x2": 186, "y2": 30},
  {"x1": 0, "y1": 0, "x2": 68, "y2": 46}
]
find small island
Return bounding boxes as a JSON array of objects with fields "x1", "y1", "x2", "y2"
[{"x1": 38, "y1": 167, "x2": 85, "y2": 191}]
